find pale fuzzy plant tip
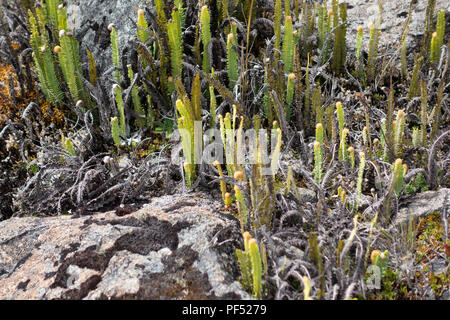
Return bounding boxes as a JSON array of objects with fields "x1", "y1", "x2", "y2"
[
  {"x1": 201, "y1": 5, "x2": 208, "y2": 12},
  {"x1": 273, "y1": 120, "x2": 279, "y2": 127},
  {"x1": 168, "y1": 76, "x2": 173, "y2": 82},
  {"x1": 397, "y1": 109, "x2": 405, "y2": 117},
  {"x1": 212, "y1": 160, "x2": 220, "y2": 167},
  {"x1": 108, "y1": 23, "x2": 115, "y2": 31},
  {"x1": 243, "y1": 231, "x2": 251, "y2": 240},
  {"x1": 357, "y1": 25, "x2": 364, "y2": 32},
  {"x1": 228, "y1": 33, "x2": 234, "y2": 41},
  {"x1": 368, "y1": 21, "x2": 374, "y2": 29},
  {"x1": 285, "y1": 16, "x2": 292, "y2": 22},
  {"x1": 347, "y1": 146, "x2": 354, "y2": 153},
  {"x1": 58, "y1": 4, "x2": 64, "y2": 10},
  {"x1": 314, "y1": 141, "x2": 320, "y2": 148},
  {"x1": 112, "y1": 84, "x2": 120, "y2": 91},
  {"x1": 249, "y1": 238, "x2": 257, "y2": 246},
  {"x1": 371, "y1": 250, "x2": 381, "y2": 263},
  {"x1": 138, "y1": 9, "x2": 145, "y2": 16},
  {"x1": 59, "y1": 29, "x2": 66, "y2": 38},
  {"x1": 234, "y1": 185, "x2": 240, "y2": 192},
  {"x1": 432, "y1": 32, "x2": 437, "y2": 38},
  {"x1": 40, "y1": 45, "x2": 46, "y2": 53},
  {"x1": 336, "y1": 101, "x2": 342, "y2": 108},
  {"x1": 234, "y1": 171, "x2": 244, "y2": 180},
  {"x1": 343, "y1": 128, "x2": 349, "y2": 135},
  {"x1": 288, "y1": 73, "x2": 296, "y2": 80},
  {"x1": 225, "y1": 192, "x2": 231, "y2": 199},
  {"x1": 359, "y1": 151, "x2": 365, "y2": 158},
  {"x1": 395, "y1": 158, "x2": 403, "y2": 166},
  {"x1": 54, "y1": 46, "x2": 62, "y2": 53},
  {"x1": 316, "y1": 123, "x2": 323, "y2": 129}
]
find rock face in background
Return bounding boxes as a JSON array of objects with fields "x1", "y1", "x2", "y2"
[
  {"x1": 341, "y1": 0, "x2": 449, "y2": 54},
  {"x1": 67, "y1": 0, "x2": 154, "y2": 72},
  {"x1": 0, "y1": 193, "x2": 251, "y2": 299},
  {"x1": 69, "y1": 0, "x2": 449, "y2": 74}
]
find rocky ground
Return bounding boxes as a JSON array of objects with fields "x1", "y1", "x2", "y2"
[{"x1": 0, "y1": 0, "x2": 449, "y2": 300}]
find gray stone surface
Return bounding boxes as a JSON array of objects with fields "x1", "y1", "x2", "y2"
[
  {"x1": 332, "y1": 0, "x2": 449, "y2": 54},
  {"x1": 67, "y1": 0, "x2": 154, "y2": 73},
  {"x1": 394, "y1": 188, "x2": 449, "y2": 227},
  {"x1": 0, "y1": 192, "x2": 251, "y2": 300}
]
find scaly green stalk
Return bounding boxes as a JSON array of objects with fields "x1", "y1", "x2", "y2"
[
  {"x1": 314, "y1": 140, "x2": 322, "y2": 183},
  {"x1": 420, "y1": 80, "x2": 428, "y2": 147},
  {"x1": 348, "y1": 146, "x2": 355, "y2": 169},
  {"x1": 109, "y1": 24, "x2": 122, "y2": 84},
  {"x1": 227, "y1": 33, "x2": 239, "y2": 90},
  {"x1": 355, "y1": 25, "x2": 363, "y2": 61},
  {"x1": 433, "y1": 9, "x2": 445, "y2": 62},
  {"x1": 312, "y1": 86, "x2": 323, "y2": 126},
  {"x1": 407, "y1": 55, "x2": 423, "y2": 100},
  {"x1": 137, "y1": 9, "x2": 149, "y2": 44},
  {"x1": 200, "y1": 5, "x2": 211, "y2": 74},
  {"x1": 286, "y1": 73, "x2": 295, "y2": 122},
  {"x1": 210, "y1": 69, "x2": 217, "y2": 128},
  {"x1": 113, "y1": 84, "x2": 126, "y2": 137},
  {"x1": 111, "y1": 116, "x2": 120, "y2": 147},
  {"x1": 167, "y1": 9, "x2": 183, "y2": 79},
  {"x1": 127, "y1": 65, "x2": 145, "y2": 128},
  {"x1": 28, "y1": 10, "x2": 62, "y2": 104},
  {"x1": 356, "y1": 151, "x2": 365, "y2": 205},
  {"x1": 274, "y1": 0, "x2": 282, "y2": 59},
  {"x1": 339, "y1": 128, "x2": 349, "y2": 162},
  {"x1": 367, "y1": 21, "x2": 380, "y2": 83},
  {"x1": 394, "y1": 109, "x2": 406, "y2": 157},
  {"x1": 249, "y1": 238, "x2": 262, "y2": 299},
  {"x1": 282, "y1": 16, "x2": 294, "y2": 73}
]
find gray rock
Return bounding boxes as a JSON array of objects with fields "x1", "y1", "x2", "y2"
[
  {"x1": 0, "y1": 192, "x2": 251, "y2": 300},
  {"x1": 394, "y1": 188, "x2": 449, "y2": 227},
  {"x1": 327, "y1": 0, "x2": 449, "y2": 56},
  {"x1": 67, "y1": 0, "x2": 154, "y2": 73}
]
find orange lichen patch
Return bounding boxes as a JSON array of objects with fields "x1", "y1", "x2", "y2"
[{"x1": 0, "y1": 63, "x2": 64, "y2": 128}]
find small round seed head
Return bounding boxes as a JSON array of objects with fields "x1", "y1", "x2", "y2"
[
  {"x1": 54, "y1": 45, "x2": 62, "y2": 53},
  {"x1": 138, "y1": 9, "x2": 145, "y2": 16},
  {"x1": 357, "y1": 25, "x2": 364, "y2": 33},
  {"x1": 108, "y1": 23, "x2": 115, "y2": 31},
  {"x1": 347, "y1": 146, "x2": 354, "y2": 153},
  {"x1": 234, "y1": 171, "x2": 244, "y2": 180},
  {"x1": 288, "y1": 73, "x2": 296, "y2": 80}
]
